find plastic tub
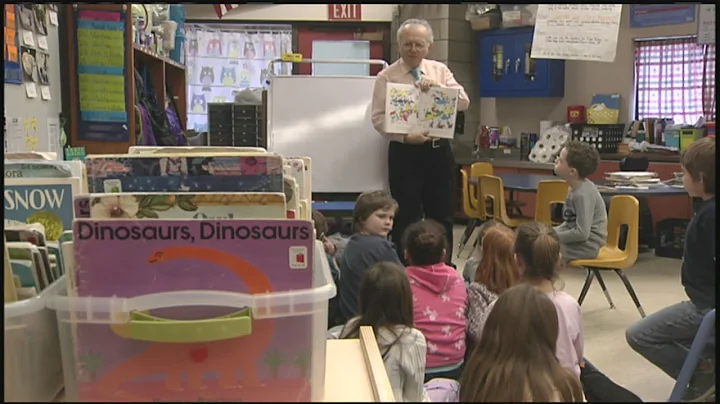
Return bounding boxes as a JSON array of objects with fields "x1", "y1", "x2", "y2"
[
  {"x1": 4, "y1": 276, "x2": 67, "y2": 402},
  {"x1": 48, "y1": 241, "x2": 336, "y2": 402}
]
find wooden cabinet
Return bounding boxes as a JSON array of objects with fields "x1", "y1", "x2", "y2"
[
  {"x1": 478, "y1": 27, "x2": 565, "y2": 98},
  {"x1": 62, "y1": 4, "x2": 186, "y2": 155}
]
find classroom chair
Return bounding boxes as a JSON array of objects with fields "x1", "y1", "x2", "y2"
[
  {"x1": 569, "y1": 195, "x2": 645, "y2": 318},
  {"x1": 478, "y1": 174, "x2": 532, "y2": 228},
  {"x1": 534, "y1": 180, "x2": 569, "y2": 225},
  {"x1": 668, "y1": 309, "x2": 716, "y2": 402},
  {"x1": 457, "y1": 163, "x2": 493, "y2": 257}
]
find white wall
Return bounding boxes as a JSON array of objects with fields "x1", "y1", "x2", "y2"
[{"x1": 186, "y1": 4, "x2": 397, "y2": 22}]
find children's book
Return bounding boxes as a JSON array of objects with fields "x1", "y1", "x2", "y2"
[
  {"x1": 4, "y1": 159, "x2": 85, "y2": 179},
  {"x1": 74, "y1": 219, "x2": 314, "y2": 297},
  {"x1": 6, "y1": 242, "x2": 49, "y2": 291},
  {"x1": 4, "y1": 177, "x2": 83, "y2": 241},
  {"x1": 282, "y1": 174, "x2": 300, "y2": 219},
  {"x1": 385, "y1": 83, "x2": 460, "y2": 139},
  {"x1": 4, "y1": 235, "x2": 18, "y2": 302},
  {"x1": 5, "y1": 227, "x2": 57, "y2": 285},
  {"x1": 84, "y1": 154, "x2": 283, "y2": 193},
  {"x1": 285, "y1": 156, "x2": 312, "y2": 201},
  {"x1": 71, "y1": 234, "x2": 323, "y2": 402},
  {"x1": 73, "y1": 192, "x2": 286, "y2": 220},
  {"x1": 128, "y1": 146, "x2": 269, "y2": 155}
]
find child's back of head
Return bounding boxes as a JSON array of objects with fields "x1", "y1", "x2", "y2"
[
  {"x1": 342, "y1": 261, "x2": 413, "y2": 337},
  {"x1": 459, "y1": 283, "x2": 583, "y2": 402},
  {"x1": 403, "y1": 219, "x2": 447, "y2": 266},
  {"x1": 514, "y1": 221, "x2": 563, "y2": 285},
  {"x1": 680, "y1": 136, "x2": 715, "y2": 197},
  {"x1": 475, "y1": 225, "x2": 520, "y2": 294}
]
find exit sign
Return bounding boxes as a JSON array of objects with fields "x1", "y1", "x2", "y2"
[{"x1": 328, "y1": 4, "x2": 362, "y2": 21}]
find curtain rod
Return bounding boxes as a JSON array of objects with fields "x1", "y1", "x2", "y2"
[{"x1": 634, "y1": 35, "x2": 697, "y2": 42}]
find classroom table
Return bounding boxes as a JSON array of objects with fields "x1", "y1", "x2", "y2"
[
  {"x1": 468, "y1": 173, "x2": 688, "y2": 196},
  {"x1": 459, "y1": 173, "x2": 688, "y2": 256}
]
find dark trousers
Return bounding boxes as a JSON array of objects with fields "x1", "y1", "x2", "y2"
[
  {"x1": 388, "y1": 139, "x2": 455, "y2": 265},
  {"x1": 581, "y1": 359, "x2": 643, "y2": 402}
]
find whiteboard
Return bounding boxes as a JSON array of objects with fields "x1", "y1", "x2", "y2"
[{"x1": 267, "y1": 76, "x2": 389, "y2": 193}]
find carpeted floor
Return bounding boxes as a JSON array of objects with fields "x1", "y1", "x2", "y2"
[{"x1": 451, "y1": 225, "x2": 688, "y2": 402}]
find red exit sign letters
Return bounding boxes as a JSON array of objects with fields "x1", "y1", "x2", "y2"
[{"x1": 328, "y1": 4, "x2": 362, "y2": 21}]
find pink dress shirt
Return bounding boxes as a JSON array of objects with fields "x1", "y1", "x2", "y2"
[{"x1": 371, "y1": 59, "x2": 470, "y2": 143}]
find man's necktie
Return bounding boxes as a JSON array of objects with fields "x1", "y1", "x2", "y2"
[{"x1": 411, "y1": 67, "x2": 422, "y2": 82}]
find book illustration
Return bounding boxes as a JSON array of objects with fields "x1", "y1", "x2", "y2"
[
  {"x1": 10, "y1": 259, "x2": 39, "y2": 290},
  {"x1": 282, "y1": 174, "x2": 300, "y2": 219},
  {"x1": 283, "y1": 158, "x2": 306, "y2": 204},
  {"x1": 74, "y1": 193, "x2": 287, "y2": 220},
  {"x1": 87, "y1": 175, "x2": 283, "y2": 194},
  {"x1": 72, "y1": 219, "x2": 315, "y2": 401},
  {"x1": 4, "y1": 178, "x2": 82, "y2": 241},
  {"x1": 418, "y1": 87, "x2": 459, "y2": 132},
  {"x1": 386, "y1": 83, "x2": 419, "y2": 129},
  {"x1": 5, "y1": 227, "x2": 58, "y2": 286},
  {"x1": 85, "y1": 155, "x2": 283, "y2": 179},
  {"x1": 384, "y1": 83, "x2": 459, "y2": 139},
  {"x1": 284, "y1": 156, "x2": 312, "y2": 201}
]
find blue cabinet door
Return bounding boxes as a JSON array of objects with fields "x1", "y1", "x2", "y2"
[
  {"x1": 478, "y1": 31, "x2": 515, "y2": 97},
  {"x1": 478, "y1": 27, "x2": 565, "y2": 98}
]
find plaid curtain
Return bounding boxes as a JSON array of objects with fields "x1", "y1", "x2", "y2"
[{"x1": 635, "y1": 38, "x2": 716, "y2": 124}]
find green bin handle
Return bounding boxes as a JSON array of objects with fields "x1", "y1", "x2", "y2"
[{"x1": 111, "y1": 308, "x2": 253, "y2": 343}]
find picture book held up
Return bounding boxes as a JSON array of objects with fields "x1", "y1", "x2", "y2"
[{"x1": 384, "y1": 83, "x2": 459, "y2": 139}]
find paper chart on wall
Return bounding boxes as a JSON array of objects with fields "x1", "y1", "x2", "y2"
[
  {"x1": 385, "y1": 83, "x2": 459, "y2": 139},
  {"x1": 697, "y1": 5, "x2": 715, "y2": 45},
  {"x1": 531, "y1": 4, "x2": 622, "y2": 63}
]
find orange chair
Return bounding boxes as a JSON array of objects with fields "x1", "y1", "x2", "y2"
[
  {"x1": 569, "y1": 195, "x2": 645, "y2": 318},
  {"x1": 457, "y1": 163, "x2": 493, "y2": 256},
  {"x1": 478, "y1": 174, "x2": 532, "y2": 228},
  {"x1": 534, "y1": 180, "x2": 569, "y2": 225}
]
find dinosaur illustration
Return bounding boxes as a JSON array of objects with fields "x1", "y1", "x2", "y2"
[{"x1": 95, "y1": 246, "x2": 275, "y2": 399}]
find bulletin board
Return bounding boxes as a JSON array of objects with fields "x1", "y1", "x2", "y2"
[{"x1": 4, "y1": 4, "x2": 63, "y2": 158}]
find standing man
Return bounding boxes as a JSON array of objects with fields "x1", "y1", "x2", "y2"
[{"x1": 371, "y1": 18, "x2": 470, "y2": 264}]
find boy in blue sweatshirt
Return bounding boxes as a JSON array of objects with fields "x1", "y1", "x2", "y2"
[{"x1": 625, "y1": 136, "x2": 716, "y2": 402}]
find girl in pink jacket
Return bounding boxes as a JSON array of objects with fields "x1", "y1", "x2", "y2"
[{"x1": 403, "y1": 220, "x2": 468, "y2": 382}]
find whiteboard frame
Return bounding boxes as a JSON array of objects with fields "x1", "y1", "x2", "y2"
[{"x1": 266, "y1": 59, "x2": 391, "y2": 194}]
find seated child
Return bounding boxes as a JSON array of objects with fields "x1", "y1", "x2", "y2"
[
  {"x1": 552, "y1": 140, "x2": 607, "y2": 261},
  {"x1": 312, "y1": 209, "x2": 339, "y2": 282},
  {"x1": 461, "y1": 219, "x2": 501, "y2": 284},
  {"x1": 335, "y1": 262, "x2": 428, "y2": 402},
  {"x1": 459, "y1": 283, "x2": 585, "y2": 402},
  {"x1": 404, "y1": 220, "x2": 467, "y2": 382},
  {"x1": 466, "y1": 224, "x2": 520, "y2": 348},
  {"x1": 515, "y1": 221, "x2": 641, "y2": 402},
  {"x1": 626, "y1": 136, "x2": 716, "y2": 402},
  {"x1": 337, "y1": 191, "x2": 402, "y2": 325}
]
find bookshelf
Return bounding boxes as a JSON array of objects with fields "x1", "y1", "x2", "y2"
[{"x1": 63, "y1": 3, "x2": 186, "y2": 155}]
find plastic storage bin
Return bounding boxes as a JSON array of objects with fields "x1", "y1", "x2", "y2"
[
  {"x1": 4, "y1": 277, "x2": 67, "y2": 402},
  {"x1": 49, "y1": 241, "x2": 336, "y2": 402}
]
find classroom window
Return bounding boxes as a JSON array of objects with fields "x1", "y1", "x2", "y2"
[{"x1": 634, "y1": 38, "x2": 716, "y2": 124}]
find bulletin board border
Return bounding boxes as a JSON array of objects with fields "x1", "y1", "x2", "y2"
[
  {"x1": 4, "y1": 4, "x2": 23, "y2": 84},
  {"x1": 71, "y1": 8, "x2": 131, "y2": 143}
]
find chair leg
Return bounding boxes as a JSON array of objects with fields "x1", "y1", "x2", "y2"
[
  {"x1": 669, "y1": 310, "x2": 717, "y2": 402},
  {"x1": 578, "y1": 268, "x2": 595, "y2": 306},
  {"x1": 456, "y1": 218, "x2": 478, "y2": 258},
  {"x1": 614, "y1": 269, "x2": 646, "y2": 318},
  {"x1": 592, "y1": 269, "x2": 616, "y2": 309}
]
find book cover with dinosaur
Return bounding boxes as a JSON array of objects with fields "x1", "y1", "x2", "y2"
[
  {"x1": 72, "y1": 219, "x2": 317, "y2": 401},
  {"x1": 73, "y1": 193, "x2": 287, "y2": 220},
  {"x1": 84, "y1": 154, "x2": 283, "y2": 193}
]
